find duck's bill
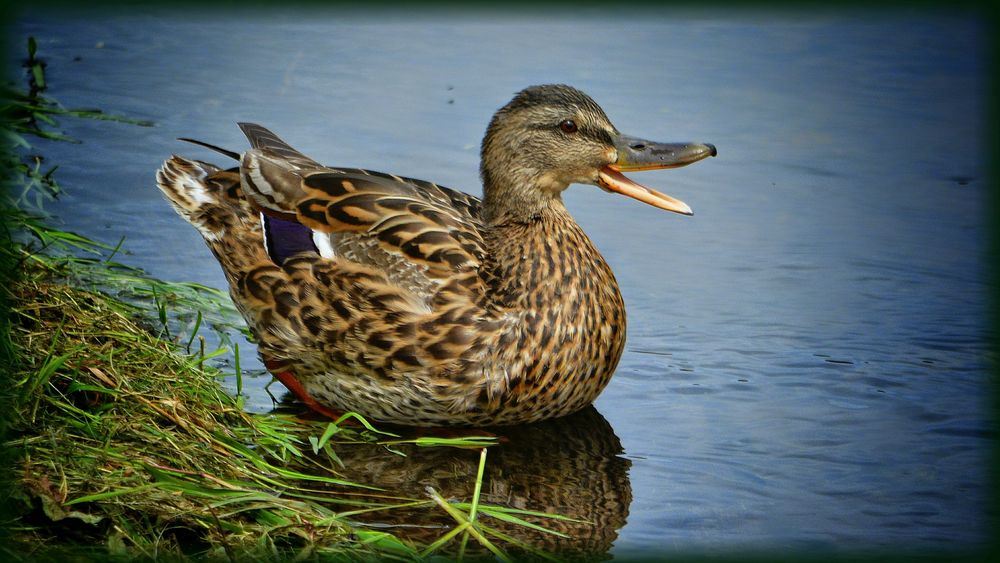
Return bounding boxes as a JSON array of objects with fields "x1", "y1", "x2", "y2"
[
  {"x1": 598, "y1": 137, "x2": 717, "y2": 216},
  {"x1": 598, "y1": 167, "x2": 694, "y2": 215}
]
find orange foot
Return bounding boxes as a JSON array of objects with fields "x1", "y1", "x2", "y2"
[{"x1": 265, "y1": 360, "x2": 345, "y2": 421}]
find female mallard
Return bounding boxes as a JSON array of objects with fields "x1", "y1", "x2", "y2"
[{"x1": 157, "y1": 84, "x2": 715, "y2": 426}]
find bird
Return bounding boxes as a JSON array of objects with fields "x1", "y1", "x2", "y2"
[{"x1": 156, "y1": 84, "x2": 716, "y2": 426}]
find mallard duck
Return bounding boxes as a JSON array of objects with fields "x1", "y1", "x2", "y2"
[{"x1": 156, "y1": 84, "x2": 715, "y2": 426}]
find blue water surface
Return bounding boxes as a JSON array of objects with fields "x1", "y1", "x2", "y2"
[{"x1": 10, "y1": 11, "x2": 992, "y2": 556}]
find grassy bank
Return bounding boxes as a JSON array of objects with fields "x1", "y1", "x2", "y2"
[{"x1": 1, "y1": 38, "x2": 571, "y2": 561}]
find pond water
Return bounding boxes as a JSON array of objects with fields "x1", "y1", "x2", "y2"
[{"x1": 10, "y1": 11, "x2": 992, "y2": 557}]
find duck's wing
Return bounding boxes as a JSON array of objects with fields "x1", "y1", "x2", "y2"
[
  {"x1": 236, "y1": 123, "x2": 488, "y2": 302},
  {"x1": 297, "y1": 170, "x2": 485, "y2": 270}
]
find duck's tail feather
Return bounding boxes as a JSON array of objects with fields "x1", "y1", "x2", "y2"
[
  {"x1": 156, "y1": 155, "x2": 271, "y2": 285},
  {"x1": 177, "y1": 137, "x2": 241, "y2": 160},
  {"x1": 156, "y1": 156, "x2": 239, "y2": 228}
]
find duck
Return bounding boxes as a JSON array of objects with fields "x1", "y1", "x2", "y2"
[{"x1": 156, "y1": 84, "x2": 716, "y2": 426}]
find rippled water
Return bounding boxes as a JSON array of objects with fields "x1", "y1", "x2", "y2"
[{"x1": 11, "y1": 12, "x2": 991, "y2": 556}]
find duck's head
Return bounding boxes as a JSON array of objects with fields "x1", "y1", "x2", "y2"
[{"x1": 480, "y1": 84, "x2": 716, "y2": 223}]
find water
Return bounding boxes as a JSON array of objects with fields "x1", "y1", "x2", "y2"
[{"x1": 10, "y1": 12, "x2": 991, "y2": 556}]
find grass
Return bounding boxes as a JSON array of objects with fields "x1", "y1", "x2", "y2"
[{"x1": 1, "y1": 37, "x2": 580, "y2": 561}]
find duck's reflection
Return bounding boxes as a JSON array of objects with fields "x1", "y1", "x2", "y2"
[{"x1": 288, "y1": 404, "x2": 632, "y2": 559}]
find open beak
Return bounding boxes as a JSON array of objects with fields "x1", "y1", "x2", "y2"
[{"x1": 597, "y1": 134, "x2": 717, "y2": 216}]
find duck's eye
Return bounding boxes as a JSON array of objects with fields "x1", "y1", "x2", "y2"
[{"x1": 559, "y1": 119, "x2": 578, "y2": 134}]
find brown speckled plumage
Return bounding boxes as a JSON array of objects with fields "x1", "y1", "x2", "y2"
[{"x1": 156, "y1": 84, "x2": 715, "y2": 426}]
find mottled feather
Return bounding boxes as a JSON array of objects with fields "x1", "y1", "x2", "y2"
[{"x1": 155, "y1": 85, "x2": 673, "y2": 426}]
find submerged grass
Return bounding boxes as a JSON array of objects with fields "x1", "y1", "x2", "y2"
[{"x1": 1, "y1": 38, "x2": 573, "y2": 561}]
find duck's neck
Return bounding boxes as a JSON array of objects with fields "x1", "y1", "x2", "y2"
[{"x1": 480, "y1": 160, "x2": 571, "y2": 225}]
